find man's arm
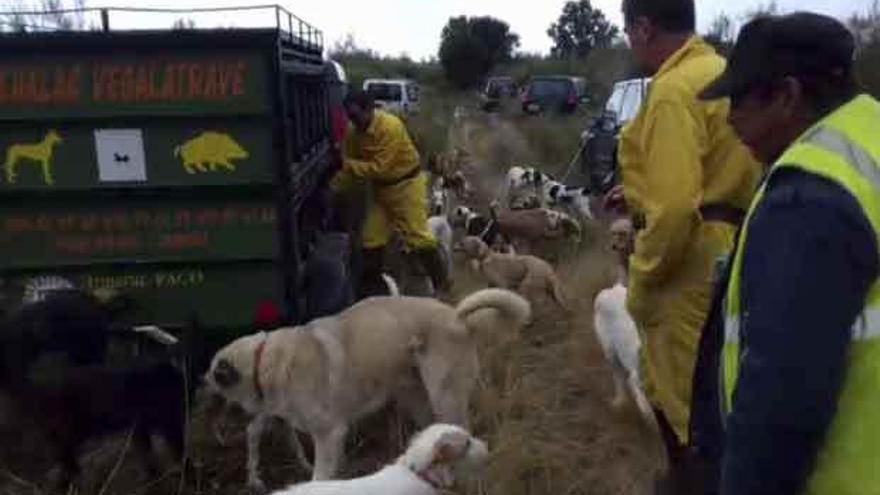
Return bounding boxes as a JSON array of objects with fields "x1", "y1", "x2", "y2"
[
  {"x1": 721, "y1": 171, "x2": 879, "y2": 495},
  {"x1": 330, "y1": 120, "x2": 398, "y2": 191},
  {"x1": 341, "y1": 121, "x2": 405, "y2": 180},
  {"x1": 629, "y1": 99, "x2": 704, "y2": 288}
]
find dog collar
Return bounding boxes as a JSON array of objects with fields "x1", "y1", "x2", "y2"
[
  {"x1": 253, "y1": 336, "x2": 268, "y2": 401},
  {"x1": 415, "y1": 469, "x2": 444, "y2": 491},
  {"x1": 413, "y1": 437, "x2": 472, "y2": 491}
]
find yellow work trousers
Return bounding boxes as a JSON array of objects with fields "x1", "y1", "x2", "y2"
[
  {"x1": 362, "y1": 171, "x2": 436, "y2": 250},
  {"x1": 628, "y1": 221, "x2": 737, "y2": 444}
]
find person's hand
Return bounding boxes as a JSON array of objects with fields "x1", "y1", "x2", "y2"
[{"x1": 602, "y1": 184, "x2": 627, "y2": 214}]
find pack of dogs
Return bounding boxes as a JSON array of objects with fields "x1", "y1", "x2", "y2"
[{"x1": 0, "y1": 160, "x2": 655, "y2": 494}]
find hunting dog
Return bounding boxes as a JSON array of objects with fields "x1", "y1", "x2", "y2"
[
  {"x1": 269, "y1": 424, "x2": 488, "y2": 495},
  {"x1": 5, "y1": 129, "x2": 63, "y2": 185},
  {"x1": 0, "y1": 289, "x2": 189, "y2": 492},
  {"x1": 488, "y1": 201, "x2": 581, "y2": 253},
  {"x1": 593, "y1": 217, "x2": 657, "y2": 430},
  {"x1": 203, "y1": 288, "x2": 530, "y2": 490},
  {"x1": 456, "y1": 236, "x2": 567, "y2": 310}
]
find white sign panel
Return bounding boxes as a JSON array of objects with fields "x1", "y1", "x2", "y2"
[{"x1": 94, "y1": 129, "x2": 147, "y2": 182}]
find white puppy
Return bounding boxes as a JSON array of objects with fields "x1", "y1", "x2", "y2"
[
  {"x1": 593, "y1": 285, "x2": 656, "y2": 430},
  {"x1": 270, "y1": 424, "x2": 488, "y2": 495}
]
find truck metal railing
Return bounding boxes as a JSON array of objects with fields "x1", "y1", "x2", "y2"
[{"x1": 0, "y1": 4, "x2": 323, "y2": 53}]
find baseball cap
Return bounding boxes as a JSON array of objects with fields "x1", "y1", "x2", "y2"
[{"x1": 700, "y1": 12, "x2": 855, "y2": 100}]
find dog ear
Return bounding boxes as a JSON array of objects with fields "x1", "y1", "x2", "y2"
[
  {"x1": 432, "y1": 431, "x2": 470, "y2": 464},
  {"x1": 212, "y1": 359, "x2": 241, "y2": 388}
]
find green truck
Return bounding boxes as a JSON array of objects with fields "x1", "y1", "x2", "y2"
[{"x1": 0, "y1": 6, "x2": 340, "y2": 352}]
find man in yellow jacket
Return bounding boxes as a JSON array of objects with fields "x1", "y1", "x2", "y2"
[
  {"x1": 608, "y1": 0, "x2": 761, "y2": 486},
  {"x1": 331, "y1": 89, "x2": 448, "y2": 297}
]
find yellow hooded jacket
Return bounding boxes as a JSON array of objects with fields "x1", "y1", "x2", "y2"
[{"x1": 618, "y1": 36, "x2": 762, "y2": 442}]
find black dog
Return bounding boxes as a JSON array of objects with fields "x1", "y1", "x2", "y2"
[
  {"x1": 0, "y1": 290, "x2": 194, "y2": 491},
  {"x1": 0, "y1": 289, "x2": 135, "y2": 382},
  {"x1": 6, "y1": 359, "x2": 190, "y2": 490}
]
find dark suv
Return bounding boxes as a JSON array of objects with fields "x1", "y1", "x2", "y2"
[
  {"x1": 521, "y1": 76, "x2": 587, "y2": 114},
  {"x1": 480, "y1": 76, "x2": 517, "y2": 112}
]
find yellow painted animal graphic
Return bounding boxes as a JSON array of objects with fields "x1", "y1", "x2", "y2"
[
  {"x1": 4, "y1": 130, "x2": 63, "y2": 185},
  {"x1": 173, "y1": 132, "x2": 249, "y2": 174}
]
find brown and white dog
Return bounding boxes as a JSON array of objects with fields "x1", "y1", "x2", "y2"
[
  {"x1": 203, "y1": 289, "x2": 530, "y2": 491},
  {"x1": 488, "y1": 201, "x2": 581, "y2": 253}
]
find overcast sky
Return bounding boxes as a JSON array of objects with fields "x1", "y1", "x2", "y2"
[{"x1": 72, "y1": 0, "x2": 875, "y2": 60}]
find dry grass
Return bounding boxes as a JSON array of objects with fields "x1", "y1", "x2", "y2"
[{"x1": 0, "y1": 239, "x2": 662, "y2": 495}]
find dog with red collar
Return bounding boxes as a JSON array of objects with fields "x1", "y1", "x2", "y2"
[
  {"x1": 270, "y1": 423, "x2": 488, "y2": 495},
  {"x1": 202, "y1": 288, "x2": 529, "y2": 491}
]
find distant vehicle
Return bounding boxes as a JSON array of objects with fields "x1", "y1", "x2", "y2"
[
  {"x1": 363, "y1": 79, "x2": 420, "y2": 115},
  {"x1": 581, "y1": 77, "x2": 650, "y2": 194},
  {"x1": 521, "y1": 75, "x2": 588, "y2": 114},
  {"x1": 480, "y1": 76, "x2": 517, "y2": 112}
]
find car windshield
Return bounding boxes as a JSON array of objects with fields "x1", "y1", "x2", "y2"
[
  {"x1": 530, "y1": 79, "x2": 572, "y2": 98},
  {"x1": 366, "y1": 83, "x2": 403, "y2": 101}
]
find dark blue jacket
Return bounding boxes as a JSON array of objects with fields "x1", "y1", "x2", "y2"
[{"x1": 689, "y1": 167, "x2": 879, "y2": 495}]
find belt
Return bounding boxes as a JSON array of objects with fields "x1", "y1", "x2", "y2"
[
  {"x1": 631, "y1": 203, "x2": 745, "y2": 231},
  {"x1": 374, "y1": 167, "x2": 422, "y2": 187},
  {"x1": 699, "y1": 203, "x2": 745, "y2": 226}
]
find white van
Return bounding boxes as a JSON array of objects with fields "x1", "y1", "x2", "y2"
[
  {"x1": 603, "y1": 77, "x2": 650, "y2": 126},
  {"x1": 363, "y1": 79, "x2": 420, "y2": 115}
]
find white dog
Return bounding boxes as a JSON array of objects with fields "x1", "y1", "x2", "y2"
[
  {"x1": 204, "y1": 289, "x2": 530, "y2": 490},
  {"x1": 429, "y1": 215, "x2": 454, "y2": 276},
  {"x1": 270, "y1": 423, "x2": 488, "y2": 495},
  {"x1": 593, "y1": 284, "x2": 656, "y2": 432}
]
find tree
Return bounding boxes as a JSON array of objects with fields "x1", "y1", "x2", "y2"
[
  {"x1": 547, "y1": 0, "x2": 618, "y2": 59},
  {"x1": 438, "y1": 16, "x2": 520, "y2": 89},
  {"x1": 172, "y1": 17, "x2": 195, "y2": 30},
  {"x1": 705, "y1": 12, "x2": 735, "y2": 55},
  {"x1": 850, "y1": 0, "x2": 880, "y2": 97},
  {"x1": 329, "y1": 33, "x2": 380, "y2": 59},
  {"x1": 743, "y1": 1, "x2": 779, "y2": 21},
  {"x1": 1, "y1": 0, "x2": 85, "y2": 32}
]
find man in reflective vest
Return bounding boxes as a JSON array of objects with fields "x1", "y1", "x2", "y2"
[{"x1": 690, "y1": 12, "x2": 880, "y2": 495}]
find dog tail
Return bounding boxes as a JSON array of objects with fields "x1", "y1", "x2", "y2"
[
  {"x1": 455, "y1": 288, "x2": 531, "y2": 331},
  {"x1": 381, "y1": 273, "x2": 400, "y2": 296}
]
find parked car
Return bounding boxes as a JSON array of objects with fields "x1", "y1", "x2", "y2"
[
  {"x1": 480, "y1": 76, "x2": 517, "y2": 112},
  {"x1": 521, "y1": 75, "x2": 588, "y2": 114},
  {"x1": 580, "y1": 77, "x2": 650, "y2": 194},
  {"x1": 363, "y1": 79, "x2": 420, "y2": 115}
]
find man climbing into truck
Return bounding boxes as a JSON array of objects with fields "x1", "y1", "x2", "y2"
[{"x1": 330, "y1": 89, "x2": 449, "y2": 297}]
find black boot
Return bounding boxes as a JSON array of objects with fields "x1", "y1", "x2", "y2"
[
  {"x1": 358, "y1": 247, "x2": 388, "y2": 299},
  {"x1": 414, "y1": 246, "x2": 451, "y2": 294}
]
